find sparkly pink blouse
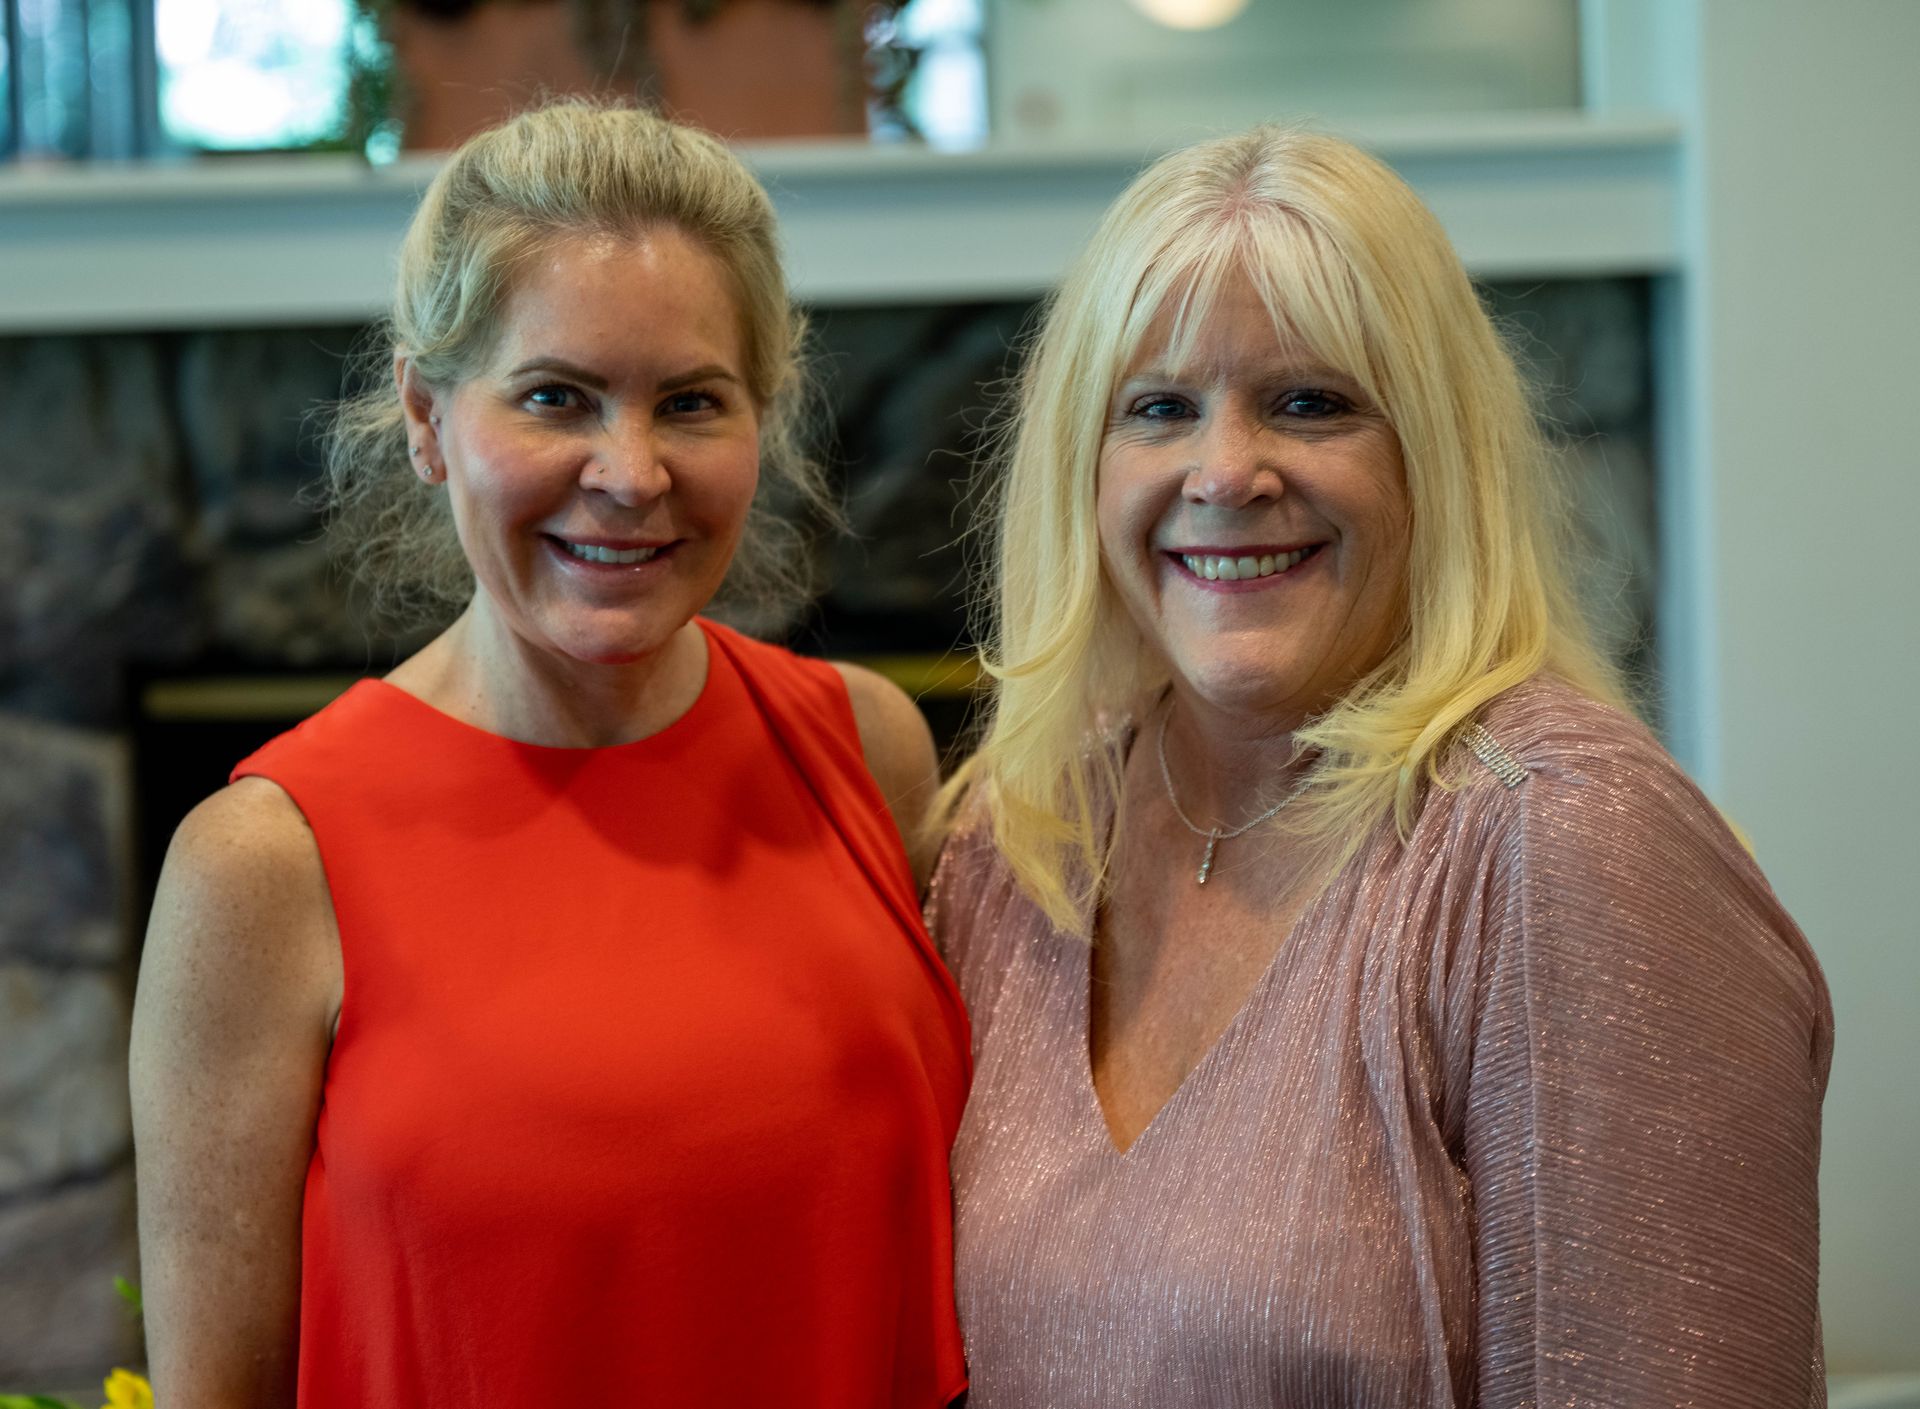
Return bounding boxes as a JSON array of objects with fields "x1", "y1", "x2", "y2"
[{"x1": 928, "y1": 678, "x2": 1832, "y2": 1408}]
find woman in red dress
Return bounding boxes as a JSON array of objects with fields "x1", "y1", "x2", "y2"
[{"x1": 129, "y1": 101, "x2": 970, "y2": 1408}]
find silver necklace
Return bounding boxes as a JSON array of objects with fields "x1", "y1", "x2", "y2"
[{"x1": 1155, "y1": 710, "x2": 1307, "y2": 885}]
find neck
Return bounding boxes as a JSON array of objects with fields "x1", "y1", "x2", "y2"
[
  {"x1": 1156, "y1": 685, "x2": 1313, "y2": 832},
  {"x1": 405, "y1": 601, "x2": 710, "y2": 748}
]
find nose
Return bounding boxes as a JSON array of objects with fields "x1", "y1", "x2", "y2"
[
  {"x1": 1183, "y1": 405, "x2": 1283, "y2": 509},
  {"x1": 580, "y1": 418, "x2": 671, "y2": 506}
]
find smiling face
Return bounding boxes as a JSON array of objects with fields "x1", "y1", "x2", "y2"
[
  {"x1": 409, "y1": 227, "x2": 760, "y2": 669},
  {"x1": 1096, "y1": 263, "x2": 1412, "y2": 725}
]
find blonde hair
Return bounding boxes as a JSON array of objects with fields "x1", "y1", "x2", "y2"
[
  {"x1": 323, "y1": 99, "x2": 832, "y2": 632},
  {"x1": 942, "y1": 125, "x2": 1626, "y2": 929}
]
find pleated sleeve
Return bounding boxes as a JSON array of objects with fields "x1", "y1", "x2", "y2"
[
  {"x1": 1459, "y1": 729, "x2": 1835, "y2": 1409},
  {"x1": 1461, "y1": 726, "x2": 1833, "y2": 1407}
]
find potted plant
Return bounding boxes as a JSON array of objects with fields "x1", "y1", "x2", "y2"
[{"x1": 364, "y1": 0, "x2": 887, "y2": 149}]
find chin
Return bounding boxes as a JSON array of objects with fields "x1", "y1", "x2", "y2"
[
  {"x1": 538, "y1": 615, "x2": 684, "y2": 669},
  {"x1": 574, "y1": 645, "x2": 656, "y2": 667},
  {"x1": 578, "y1": 630, "x2": 684, "y2": 667},
  {"x1": 1169, "y1": 650, "x2": 1317, "y2": 720}
]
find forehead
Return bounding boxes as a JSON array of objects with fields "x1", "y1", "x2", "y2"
[
  {"x1": 1120, "y1": 269, "x2": 1310, "y2": 377},
  {"x1": 487, "y1": 228, "x2": 744, "y2": 365},
  {"x1": 1115, "y1": 250, "x2": 1363, "y2": 386}
]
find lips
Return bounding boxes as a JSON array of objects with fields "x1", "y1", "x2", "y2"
[
  {"x1": 1170, "y1": 543, "x2": 1324, "y2": 583},
  {"x1": 561, "y1": 541, "x2": 660, "y2": 565},
  {"x1": 545, "y1": 534, "x2": 676, "y2": 569}
]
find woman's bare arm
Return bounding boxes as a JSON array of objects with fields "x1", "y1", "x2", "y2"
[
  {"x1": 130, "y1": 777, "x2": 342, "y2": 1408},
  {"x1": 832, "y1": 662, "x2": 942, "y2": 888}
]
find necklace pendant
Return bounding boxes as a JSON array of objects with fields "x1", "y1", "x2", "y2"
[{"x1": 1196, "y1": 829, "x2": 1219, "y2": 885}]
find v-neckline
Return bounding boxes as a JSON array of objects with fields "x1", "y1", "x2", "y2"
[
  {"x1": 1077, "y1": 892, "x2": 1320, "y2": 1159},
  {"x1": 1071, "y1": 711, "x2": 1327, "y2": 1158},
  {"x1": 1075, "y1": 717, "x2": 1328, "y2": 1159}
]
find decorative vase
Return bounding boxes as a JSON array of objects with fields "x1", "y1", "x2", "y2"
[
  {"x1": 647, "y1": 0, "x2": 866, "y2": 139},
  {"x1": 385, "y1": 0, "x2": 867, "y2": 150}
]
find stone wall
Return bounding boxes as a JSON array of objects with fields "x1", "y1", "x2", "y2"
[
  {"x1": 0, "y1": 327, "x2": 368, "y2": 1385},
  {"x1": 0, "y1": 279, "x2": 1651, "y2": 1386}
]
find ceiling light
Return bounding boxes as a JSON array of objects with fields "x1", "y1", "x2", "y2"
[{"x1": 1128, "y1": 0, "x2": 1250, "y2": 31}]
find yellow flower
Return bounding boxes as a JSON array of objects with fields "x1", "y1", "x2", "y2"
[{"x1": 99, "y1": 1370, "x2": 152, "y2": 1409}]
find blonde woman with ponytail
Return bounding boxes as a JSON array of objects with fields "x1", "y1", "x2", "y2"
[
  {"x1": 928, "y1": 127, "x2": 1831, "y2": 1407},
  {"x1": 130, "y1": 102, "x2": 968, "y2": 1408}
]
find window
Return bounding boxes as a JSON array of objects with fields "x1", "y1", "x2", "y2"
[{"x1": 156, "y1": 0, "x2": 358, "y2": 151}]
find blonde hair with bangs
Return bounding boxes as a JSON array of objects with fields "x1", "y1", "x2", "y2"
[
  {"x1": 323, "y1": 99, "x2": 831, "y2": 632},
  {"x1": 942, "y1": 125, "x2": 1626, "y2": 930}
]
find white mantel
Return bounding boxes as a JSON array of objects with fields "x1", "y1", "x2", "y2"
[{"x1": 0, "y1": 111, "x2": 1678, "y2": 333}]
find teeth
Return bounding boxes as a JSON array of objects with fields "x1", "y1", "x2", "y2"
[
  {"x1": 1180, "y1": 547, "x2": 1313, "y2": 581},
  {"x1": 562, "y1": 541, "x2": 660, "y2": 565}
]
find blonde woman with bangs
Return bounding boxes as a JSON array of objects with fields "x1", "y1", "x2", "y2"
[{"x1": 927, "y1": 126, "x2": 1832, "y2": 1407}]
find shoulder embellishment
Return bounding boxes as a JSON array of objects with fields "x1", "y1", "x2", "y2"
[{"x1": 1463, "y1": 723, "x2": 1529, "y2": 789}]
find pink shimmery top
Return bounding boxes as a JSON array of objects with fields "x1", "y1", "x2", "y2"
[{"x1": 929, "y1": 678, "x2": 1832, "y2": 1409}]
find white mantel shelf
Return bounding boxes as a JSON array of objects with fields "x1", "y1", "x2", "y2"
[{"x1": 0, "y1": 112, "x2": 1680, "y2": 333}]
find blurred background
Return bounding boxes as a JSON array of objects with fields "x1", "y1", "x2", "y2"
[{"x1": 0, "y1": 0, "x2": 1914, "y2": 1394}]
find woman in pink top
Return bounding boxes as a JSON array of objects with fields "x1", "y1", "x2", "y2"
[{"x1": 927, "y1": 127, "x2": 1831, "y2": 1407}]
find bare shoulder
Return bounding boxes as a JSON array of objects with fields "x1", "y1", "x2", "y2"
[
  {"x1": 154, "y1": 776, "x2": 334, "y2": 942},
  {"x1": 830, "y1": 662, "x2": 939, "y2": 803},
  {"x1": 168, "y1": 774, "x2": 321, "y2": 870},
  {"x1": 138, "y1": 776, "x2": 342, "y2": 1042},
  {"x1": 830, "y1": 662, "x2": 941, "y2": 880}
]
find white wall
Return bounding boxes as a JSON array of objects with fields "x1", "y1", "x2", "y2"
[{"x1": 1665, "y1": 0, "x2": 1920, "y2": 1372}]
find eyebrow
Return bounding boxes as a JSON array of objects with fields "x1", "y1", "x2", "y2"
[
  {"x1": 503, "y1": 357, "x2": 742, "y2": 393},
  {"x1": 506, "y1": 357, "x2": 608, "y2": 390},
  {"x1": 1117, "y1": 361, "x2": 1356, "y2": 388},
  {"x1": 658, "y1": 364, "x2": 742, "y2": 393}
]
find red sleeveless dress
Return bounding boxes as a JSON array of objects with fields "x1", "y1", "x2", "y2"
[{"x1": 232, "y1": 620, "x2": 971, "y2": 1407}]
